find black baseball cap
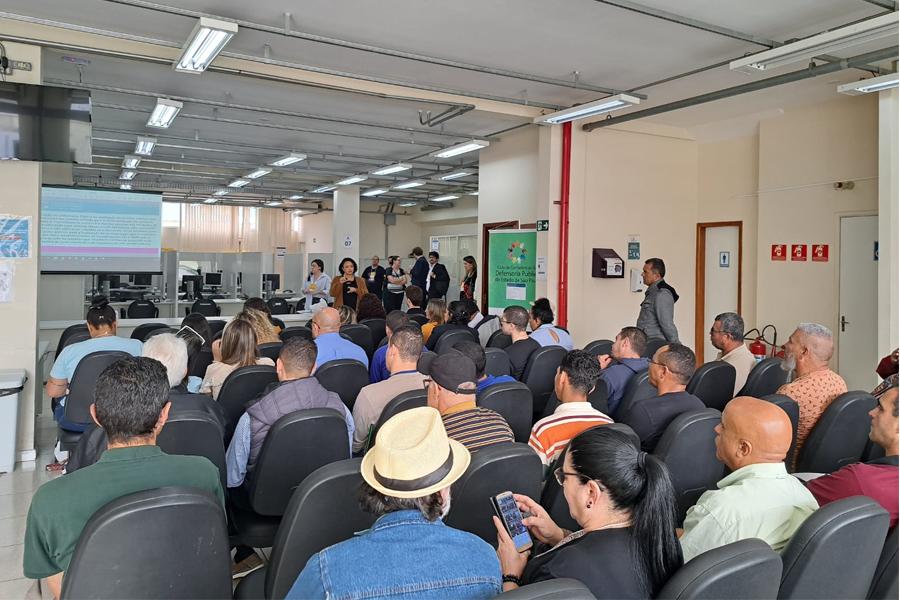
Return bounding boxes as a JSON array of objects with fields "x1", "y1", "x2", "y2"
[{"x1": 429, "y1": 350, "x2": 477, "y2": 394}]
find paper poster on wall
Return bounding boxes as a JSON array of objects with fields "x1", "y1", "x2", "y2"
[
  {"x1": 0, "y1": 262, "x2": 13, "y2": 302},
  {"x1": 430, "y1": 238, "x2": 440, "y2": 252},
  {"x1": 487, "y1": 230, "x2": 536, "y2": 315},
  {"x1": 536, "y1": 256, "x2": 547, "y2": 281},
  {"x1": 0, "y1": 215, "x2": 31, "y2": 258},
  {"x1": 627, "y1": 235, "x2": 641, "y2": 261}
]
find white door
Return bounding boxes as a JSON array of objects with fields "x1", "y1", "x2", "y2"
[
  {"x1": 702, "y1": 226, "x2": 740, "y2": 363},
  {"x1": 838, "y1": 215, "x2": 878, "y2": 390}
]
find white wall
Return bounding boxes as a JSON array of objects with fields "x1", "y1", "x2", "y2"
[{"x1": 878, "y1": 89, "x2": 899, "y2": 356}]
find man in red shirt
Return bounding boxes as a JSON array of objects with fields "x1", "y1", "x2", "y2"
[{"x1": 806, "y1": 386, "x2": 898, "y2": 527}]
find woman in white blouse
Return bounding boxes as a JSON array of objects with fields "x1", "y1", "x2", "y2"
[{"x1": 302, "y1": 259, "x2": 332, "y2": 309}]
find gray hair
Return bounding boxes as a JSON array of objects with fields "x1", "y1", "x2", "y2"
[
  {"x1": 142, "y1": 333, "x2": 188, "y2": 388},
  {"x1": 797, "y1": 323, "x2": 834, "y2": 362},
  {"x1": 714, "y1": 312, "x2": 745, "y2": 342}
]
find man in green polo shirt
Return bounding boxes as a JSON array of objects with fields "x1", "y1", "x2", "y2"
[{"x1": 24, "y1": 356, "x2": 224, "y2": 599}]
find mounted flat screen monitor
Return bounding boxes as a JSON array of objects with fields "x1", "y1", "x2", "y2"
[
  {"x1": 40, "y1": 187, "x2": 162, "y2": 274},
  {"x1": 204, "y1": 272, "x2": 222, "y2": 287},
  {"x1": 0, "y1": 82, "x2": 92, "y2": 163}
]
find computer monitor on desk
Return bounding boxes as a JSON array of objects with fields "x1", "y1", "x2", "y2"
[
  {"x1": 262, "y1": 273, "x2": 280, "y2": 296},
  {"x1": 132, "y1": 273, "x2": 152, "y2": 287},
  {"x1": 204, "y1": 272, "x2": 222, "y2": 288}
]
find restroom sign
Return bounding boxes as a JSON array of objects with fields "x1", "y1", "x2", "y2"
[
  {"x1": 811, "y1": 244, "x2": 829, "y2": 262},
  {"x1": 771, "y1": 244, "x2": 787, "y2": 261},
  {"x1": 791, "y1": 244, "x2": 807, "y2": 262}
]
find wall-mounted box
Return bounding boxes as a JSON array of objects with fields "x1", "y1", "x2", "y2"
[{"x1": 592, "y1": 248, "x2": 624, "y2": 278}]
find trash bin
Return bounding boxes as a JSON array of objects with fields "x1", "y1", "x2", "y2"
[{"x1": 0, "y1": 369, "x2": 27, "y2": 474}]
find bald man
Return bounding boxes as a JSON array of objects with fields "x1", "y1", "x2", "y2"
[
  {"x1": 679, "y1": 397, "x2": 818, "y2": 561},
  {"x1": 776, "y1": 324, "x2": 847, "y2": 462},
  {"x1": 311, "y1": 307, "x2": 369, "y2": 368}
]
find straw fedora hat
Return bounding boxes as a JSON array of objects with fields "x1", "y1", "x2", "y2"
[{"x1": 361, "y1": 407, "x2": 470, "y2": 498}]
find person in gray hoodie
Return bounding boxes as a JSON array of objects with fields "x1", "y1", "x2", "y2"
[
  {"x1": 637, "y1": 257, "x2": 680, "y2": 343},
  {"x1": 599, "y1": 326, "x2": 651, "y2": 417}
]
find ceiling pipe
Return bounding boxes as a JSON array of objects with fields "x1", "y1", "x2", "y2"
[{"x1": 584, "y1": 46, "x2": 899, "y2": 132}]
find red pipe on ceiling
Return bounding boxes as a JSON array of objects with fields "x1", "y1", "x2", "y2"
[{"x1": 557, "y1": 121, "x2": 572, "y2": 328}]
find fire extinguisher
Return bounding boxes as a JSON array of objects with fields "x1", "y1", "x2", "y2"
[
  {"x1": 749, "y1": 337, "x2": 767, "y2": 361},
  {"x1": 745, "y1": 325, "x2": 782, "y2": 361}
]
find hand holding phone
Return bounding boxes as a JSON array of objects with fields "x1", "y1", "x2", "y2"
[{"x1": 491, "y1": 491, "x2": 533, "y2": 552}]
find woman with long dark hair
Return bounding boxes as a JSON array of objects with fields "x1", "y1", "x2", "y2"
[
  {"x1": 493, "y1": 426, "x2": 682, "y2": 598},
  {"x1": 425, "y1": 300, "x2": 478, "y2": 351},
  {"x1": 329, "y1": 257, "x2": 368, "y2": 310},
  {"x1": 460, "y1": 255, "x2": 477, "y2": 301}
]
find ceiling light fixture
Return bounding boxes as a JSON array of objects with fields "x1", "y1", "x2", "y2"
[
  {"x1": 534, "y1": 94, "x2": 641, "y2": 125},
  {"x1": 288, "y1": 194, "x2": 304, "y2": 200},
  {"x1": 121, "y1": 154, "x2": 141, "y2": 169},
  {"x1": 336, "y1": 174, "x2": 368, "y2": 186},
  {"x1": 313, "y1": 185, "x2": 336, "y2": 193},
  {"x1": 134, "y1": 136, "x2": 157, "y2": 156},
  {"x1": 431, "y1": 139, "x2": 490, "y2": 159},
  {"x1": 174, "y1": 16, "x2": 238, "y2": 74},
  {"x1": 362, "y1": 188, "x2": 388, "y2": 197},
  {"x1": 371, "y1": 163, "x2": 412, "y2": 176},
  {"x1": 837, "y1": 72, "x2": 899, "y2": 95},
  {"x1": 228, "y1": 179, "x2": 250, "y2": 188},
  {"x1": 264, "y1": 201, "x2": 283, "y2": 207},
  {"x1": 399, "y1": 202, "x2": 417, "y2": 207},
  {"x1": 120, "y1": 183, "x2": 132, "y2": 190},
  {"x1": 393, "y1": 180, "x2": 426, "y2": 190},
  {"x1": 213, "y1": 190, "x2": 229, "y2": 196},
  {"x1": 730, "y1": 13, "x2": 898, "y2": 73},
  {"x1": 469, "y1": 191, "x2": 479, "y2": 196},
  {"x1": 269, "y1": 152, "x2": 307, "y2": 167},
  {"x1": 431, "y1": 194, "x2": 459, "y2": 202},
  {"x1": 146, "y1": 98, "x2": 183, "y2": 128},
  {"x1": 439, "y1": 170, "x2": 472, "y2": 180},
  {"x1": 203, "y1": 198, "x2": 218, "y2": 204},
  {"x1": 119, "y1": 170, "x2": 137, "y2": 180},
  {"x1": 246, "y1": 168, "x2": 272, "y2": 179}
]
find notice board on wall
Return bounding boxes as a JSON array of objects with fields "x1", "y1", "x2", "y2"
[{"x1": 487, "y1": 229, "x2": 536, "y2": 315}]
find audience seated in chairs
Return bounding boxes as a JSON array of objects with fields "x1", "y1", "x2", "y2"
[
  {"x1": 465, "y1": 299, "x2": 500, "y2": 347},
  {"x1": 200, "y1": 320, "x2": 274, "y2": 400},
  {"x1": 776, "y1": 323, "x2": 848, "y2": 463},
  {"x1": 352, "y1": 325, "x2": 428, "y2": 453},
  {"x1": 312, "y1": 307, "x2": 369, "y2": 368},
  {"x1": 421, "y1": 298, "x2": 447, "y2": 344},
  {"x1": 493, "y1": 426, "x2": 682, "y2": 597},
  {"x1": 337, "y1": 304, "x2": 357, "y2": 326},
  {"x1": 709, "y1": 312, "x2": 756, "y2": 396},
  {"x1": 236, "y1": 306, "x2": 282, "y2": 345},
  {"x1": 178, "y1": 312, "x2": 213, "y2": 392},
  {"x1": 404, "y1": 285, "x2": 426, "y2": 316},
  {"x1": 805, "y1": 385, "x2": 899, "y2": 527},
  {"x1": 529, "y1": 350, "x2": 612, "y2": 467},
  {"x1": 501, "y1": 305, "x2": 541, "y2": 381},
  {"x1": 226, "y1": 336, "x2": 353, "y2": 489},
  {"x1": 45, "y1": 297, "x2": 143, "y2": 469},
  {"x1": 679, "y1": 397, "x2": 818, "y2": 561},
  {"x1": 453, "y1": 340, "x2": 515, "y2": 394},
  {"x1": 286, "y1": 407, "x2": 501, "y2": 599},
  {"x1": 244, "y1": 296, "x2": 285, "y2": 334},
  {"x1": 597, "y1": 326, "x2": 650, "y2": 417},
  {"x1": 24, "y1": 357, "x2": 223, "y2": 599},
  {"x1": 357, "y1": 292, "x2": 387, "y2": 322},
  {"x1": 426, "y1": 350, "x2": 513, "y2": 453},
  {"x1": 529, "y1": 298, "x2": 573, "y2": 351},
  {"x1": 368, "y1": 310, "x2": 412, "y2": 384},
  {"x1": 618, "y1": 343, "x2": 704, "y2": 452},
  {"x1": 426, "y1": 300, "x2": 477, "y2": 352}
]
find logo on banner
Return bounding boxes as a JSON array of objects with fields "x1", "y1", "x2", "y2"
[
  {"x1": 791, "y1": 244, "x2": 807, "y2": 262},
  {"x1": 811, "y1": 244, "x2": 829, "y2": 262},
  {"x1": 771, "y1": 244, "x2": 787, "y2": 261}
]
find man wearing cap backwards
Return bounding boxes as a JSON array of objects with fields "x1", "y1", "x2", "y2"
[
  {"x1": 427, "y1": 350, "x2": 514, "y2": 452},
  {"x1": 286, "y1": 407, "x2": 501, "y2": 599}
]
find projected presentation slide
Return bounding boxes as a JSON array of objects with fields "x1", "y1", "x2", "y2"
[{"x1": 40, "y1": 187, "x2": 162, "y2": 273}]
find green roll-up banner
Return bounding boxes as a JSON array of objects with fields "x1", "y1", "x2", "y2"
[{"x1": 487, "y1": 229, "x2": 537, "y2": 315}]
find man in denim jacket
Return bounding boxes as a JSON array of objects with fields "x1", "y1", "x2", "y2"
[{"x1": 287, "y1": 407, "x2": 502, "y2": 599}]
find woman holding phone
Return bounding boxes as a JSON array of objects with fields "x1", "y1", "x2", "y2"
[
  {"x1": 302, "y1": 259, "x2": 331, "y2": 309},
  {"x1": 492, "y1": 426, "x2": 682, "y2": 598}
]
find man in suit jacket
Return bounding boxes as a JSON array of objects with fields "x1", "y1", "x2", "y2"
[
  {"x1": 426, "y1": 251, "x2": 451, "y2": 300},
  {"x1": 409, "y1": 246, "x2": 429, "y2": 290}
]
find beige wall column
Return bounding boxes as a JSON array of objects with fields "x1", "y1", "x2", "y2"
[{"x1": 878, "y1": 88, "x2": 899, "y2": 356}]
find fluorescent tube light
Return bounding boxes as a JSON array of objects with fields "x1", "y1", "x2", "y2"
[
  {"x1": 119, "y1": 170, "x2": 137, "y2": 180},
  {"x1": 431, "y1": 140, "x2": 489, "y2": 159},
  {"x1": 120, "y1": 183, "x2": 132, "y2": 190},
  {"x1": 134, "y1": 136, "x2": 157, "y2": 156},
  {"x1": 122, "y1": 154, "x2": 141, "y2": 169},
  {"x1": 213, "y1": 190, "x2": 229, "y2": 196},
  {"x1": 203, "y1": 198, "x2": 218, "y2": 204},
  {"x1": 439, "y1": 170, "x2": 472, "y2": 180},
  {"x1": 228, "y1": 179, "x2": 250, "y2": 188},
  {"x1": 288, "y1": 194, "x2": 304, "y2": 200},
  {"x1": 264, "y1": 201, "x2": 283, "y2": 207},
  {"x1": 246, "y1": 168, "x2": 272, "y2": 179},
  {"x1": 336, "y1": 174, "x2": 368, "y2": 186},
  {"x1": 730, "y1": 13, "x2": 898, "y2": 73},
  {"x1": 393, "y1": 180, "x2": 426, "y2": 190},
  {"x1": 174, "y1": 17, "x2": 238, "y2": 74},
  {"x1": 399, "y1": 202, "x2": 417, "y2": 207},
  {"x1": 313, "y1": 185, "x2": 336, "y2": 193},
  {"x1": 534, "y1": 94, "x2": 641, "y2": 125},
  {"x1": 371, "y1": 163, "x2": 412, "y2": 176},
  {"x1": 269, "y1": 152, "x2": 307, "y2": 167},
  {"x1": 469, "y1": 191, "x2": 479, "y2": 196},
  {"x1": 146, "y1": 98, "x2": 183, "y2": 128},
  {"x1": 838, "y1": 73, "x2": 899, "y2": 95},
  {"x1": 431, "y1": 194, "x2": 459, "y2": 202},
  {"x1": 362, "y1": 188, "x2": 388, "y2": 197}
]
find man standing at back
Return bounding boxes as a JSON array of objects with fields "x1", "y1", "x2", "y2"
[
  {"x1": 426, "y1": 251, "x2": 451, "y2": 300},
  {"x1": 636, "y1": 257, "x2": 679, "y2": 343},
  {"x1": 311, "y1": 306, "x2": 369, "y2": 368},
  {"x1": 24, "y1": 357, "x2": 223, "y2": 599},
  {"x1": 501, "y1": 305, "x2": 541, "y2": 380},
  {"x1": 710, "y1": 312, "x2": 755, "y2": 396},
  {"x1": 361, "y1": 256, "x2": 386, "y2": 301},
  {"x1": 598, "y1": 326, "x2": 650, "y2": 417},
  {"x1": 409, "y1": 247, "x2": 429, "y2": 291}
]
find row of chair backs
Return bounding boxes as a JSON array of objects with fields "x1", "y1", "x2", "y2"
[
  {"x1": 130, "y1": 323, "x2": 172, "y2": 342},
  {"x1": 407, "y1": 313, "x2": 428, "y2": 327},
  {"x1": 189, "y1": 299, "x2": 221, "y2": 317},
  {"x1": 208, "y1": 319, "x2": 227, "y2": 338},
  {"x1": 217, "y1": 365, "x2": 279, "y2": 441},
  {"x1": 359, "y1": 318, "x2": 387, "y2": 348},
  {"x1": 485, "y1": 347, "x2": 512, "y2": 377},
  {"x1": 126, "y1": 299, "x2": 159, "y2": 319},
  {"x1": 64, "y1": 350, "x2": 132, "y2": 427},
  {"x1": 686, "y1": 361, "x2": 735, "y2": 412},
  {"x1": 740, "y1": 357, "x2": 789, "y2": 398},
  {"x1": 794, "y1": 391, "x2": 877, "y2": 474},
  {"x1": 57, "y1": 323, "x2": 90, "y2": 358},
  {"x1": 616, "y1": 369, "x2": 656, "y2": 418},
  {"x1": 582, "y1": 339, "x2": 613, "y2": 357},
  {"x1": 522, "y1": 345, "x2": 567, "y2": 419},
  {"x1": 340, "y1": 324, "x2": 375, "y2": 358},
  {"x1": 477, "y1": 382, "x2": 533, "y2": 443},
  {"x1": 280, "y1": 326, "x2": 313, "y2": 343},
  {"x1": 435, "y1": 328, "x2": 479, "y2": 354},
  {"x1": 267, "y1": 297, "x2": 292, "y2": 315},
  {"x1": 486, "y1": 330, "x2": 512, "y2": 349},
  {"x1": 258, "y1": 342, "x2": 283, "y2": 362},
  {"x1": 314, "y1": 359, "x2": 370, "y2": 410}
]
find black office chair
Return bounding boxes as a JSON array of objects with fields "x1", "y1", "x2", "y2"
[
  {"x1": 794, "y1": 391, "x2": 877, "y2": 474},
  {"x1": 445, "y1": 443, "x2": 543, "y2": 545},
  {"x1": 484, "y1": 348, "x2": 512, "y2": 377},
  {"x1": 417, "y1": 351, "x2": 436, "y2": 375},
  {"x1": 340, "y1": 324, "x2": 374, "y2": 358},
  {"x1": 233, "y1": 459, "x2": 376, "y2": 600},
  {"x1": 486, "y1": 330, "x2": 512, "y2": 350},
  {"x1": 477, "y1": 382, "x2": 533, "y2": 443},
  {"x1": 257, "y1": 342, "x2": 283, "y2": 362},
  {"x1": 522, "y1": 345, "x2": 567, "y2": 419},
  {"x1": 156, "y1": 410, "x2": 227, "y2": 489},
  {"x1": 188, "y1": 347, "x2": 214, "y2": 379},
  {"x1": 314, "y1": 359, "x2": 370, "y2": 411},
  {"x1": 652, "y1": 408, "x2": 725, "y2": 525},
  {"x1": 762, "y1": 394, "x2": 800, "y2": 467},
  {"x1": 207, "y1": 319, "x2": 227, "y2": 338},
  {"x1": 614, "y1": 369, "x2": 655, "y2": 419},
  {"x1": 778, "y1": 497, "x2": 889, "y2": 600},
  {"x1": 189, "y1": 298, "x2": 221, "y2": 317},
  {"x1": 56, "y1": 323, "x2": 89, "y2": 358},
  {"x1": 58, "y1": 350, "x2": 131, "y2": 452},
  {"x1": 435, "y1": 328, "x2": 478, "y2": 354},
  {"x1": 407, "y1": 313, "x2": 428, "y2": 327},
  {"x1": 128, "y1": 322, "x2": 168, "y2": 341},
  {"x1": 657, "y1": 538, "x2": 782, "y2": 600},
  {"x1": 267, "y1": 297, "x2": 292, "y2": 315},
  {"x1": 280, "y1": 326, "x2": 313, "y2": 343},
  {"x1": 368, "y1": 389, "x2": 429, "y2": 450},
  {"x1": 643, "y1": 337, "x2": 668, "y2": 358},
  {"x1": 60, "y1": 487, "x2": 231, "y2": 600},
  {"x1": 498, "y1": 579, "x2": 595, "y2": 599},
  {"x1": 230, "y1": 409, "x2": 350, "y2": 549},
  {"x1": 687, "y1": 362, "x2": 736, "y2": 411},
  {"x1": 217, "y1": 365, "x2": 278, "y2": 442},
  {"x1": 582, "y1": 339, "x2": 613, "y2": 357},
  {"x1": 126, "y1": 299, "x2": 159, "y2": 319},
  {"x1": 359, "y1": 318, "x2": 387, "y2": 349},
  {"x1": 739, "y1": 357, "x2": 788, "y2": 397},
  {"x1": 868, "y1": 527, "x2": 898, "y2": 600}
]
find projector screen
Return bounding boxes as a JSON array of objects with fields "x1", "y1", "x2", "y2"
[{"x1": 40, "y1": 187, "x2": 162, "y2": 273}]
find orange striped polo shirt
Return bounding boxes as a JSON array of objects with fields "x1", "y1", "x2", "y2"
[{"x1": 529, "y1": 402, "x2": 613, "y2": 465}]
